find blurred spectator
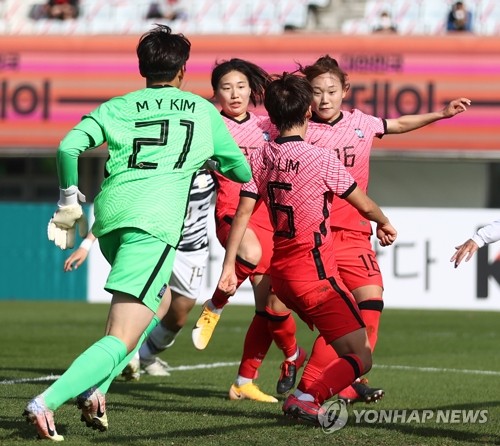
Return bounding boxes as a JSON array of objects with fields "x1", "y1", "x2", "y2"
[
  {"x1": 146, "y1": 1, "x2": 188, "y2": 21},
  {"x1": 372, "y1": 11, "x2": 398, "y2": 34},
  {"x1": 447, "y1": 1, "x2": 472, "y2": 32},
  {"x1": 45, "y1": 0, "x2": 79, "y2": 20}
]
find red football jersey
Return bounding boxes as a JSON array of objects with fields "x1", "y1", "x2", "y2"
[
  {"x1": 305, "y1": 109, "x2": 385, "y2": 234},
  {"x1": 214, "y1": 112, "x2": 277, "y2": 229},
  {"x1": 242, "y1": 136, "x2": 357, "y2": 281}
]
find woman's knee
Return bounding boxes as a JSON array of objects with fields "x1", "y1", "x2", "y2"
[
  {"x1": 237, "y1": 231, "x2": 262, "y2": 265},
  {"x1": 359, "y1": 348, "x2": 372, "y2": 374}
]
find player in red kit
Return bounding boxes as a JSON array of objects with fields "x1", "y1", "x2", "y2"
[
  {"x1": 298, "y1": 55, "x2": 471, "y2": 404},
  {"x1": 191, "y1": 59, "x2": 305, "y2": 402},
  {"x1": 218, "y1": 72, "x2": 397, "y2": 425}
]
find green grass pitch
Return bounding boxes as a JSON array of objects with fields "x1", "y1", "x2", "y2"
[{"x1": 0, "y1": 302, "x2": 498, "y2": 445}]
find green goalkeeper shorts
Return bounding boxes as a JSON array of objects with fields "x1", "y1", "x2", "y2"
[{"x1": 98, "y1": 228, "x2": 176, "y2": 313}]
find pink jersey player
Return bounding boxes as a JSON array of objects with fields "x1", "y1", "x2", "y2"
[
  {"x1": 192, "y1": 59, "x2": 303, "y2": 404},
  {"x1": 298, "y1": 55, "x2": 470, "y2": 404},
  {"x1": 218, "y1": 73, "x2": 396, "y2": 425},
  {"x1": 214, "y1": 112, "x2": 276, "y2": 235},
  {"x1": 241, "y1": 135, "x2": 357, "y2": 281},
  {"x1": 306, "y1": 110, "x2": 385, "y2": 234}
]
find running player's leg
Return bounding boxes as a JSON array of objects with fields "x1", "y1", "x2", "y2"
[
  {"x1": 192, "y1": 223, "x2": 262, "y2": 350},
  {"x1": 277, "y1": 277, "x2": 371, "y2": 424},
  {"x1": 334, "y1": 229, "x2": 385, "y2": 403},
  {"x1": 228, "y1": 221, "x2": 302, "y2": 398},
  {"x1": 264, "y1": 294, "x2": 307, "y2": 395},
  {"x1": 139, "y1": 292, "x2": 196, "y2": 376},
  {"x1": 25, "y1": 229, "x2": 175, "y2": 438},
  {"x1": 121, "y1": 289, "x2": 172, "y2": 381},
  {"x1": 297, "y1": 335, "x2": 334, "y2": 394},
  {"x1": 253, "y1": 222, "x2": 304, "y2": 395},
  {"x1": 228, "y1": 273, "x2": 276, "y2": 402},
  {"x1": 212, "y1": 219, "x2": 262, "y2": 308},
  {"x1": 139, "y1": 248, "x2": 206, "y2": 374}
]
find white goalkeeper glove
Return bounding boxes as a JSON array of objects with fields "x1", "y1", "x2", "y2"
[{"x1": 47, "y1": 186, "x2": 89, "y2": 250}]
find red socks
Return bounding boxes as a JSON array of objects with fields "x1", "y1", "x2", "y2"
[
  {"x1": 265, "y1": 306, "x2": 297, "y2": 358},
  {"x1": 358, "y1": 298, "x2": 384, "y2": 352},
  {"x1": 211, "y1": 256, "x2": 257, "y2": 308},
  {"x1": 237, "y1": 312, "x2": 273, "y2": 378},
  {"x1": 298, "y1": 335, "x2": 335, "y2": 393},
  {"x1": 298, "y1": 298, "x2": 384, "y2": 397},
  {"x1": 306, "y1": 354, "x2": 363, "y2": 404}
]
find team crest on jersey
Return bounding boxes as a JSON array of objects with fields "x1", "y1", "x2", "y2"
[
  {"x1": 263, "y1": 131, "x2": 270, "y2": 141},
  {"x1": 354, "y1": 128, "x2": 364, "y2": 138}
]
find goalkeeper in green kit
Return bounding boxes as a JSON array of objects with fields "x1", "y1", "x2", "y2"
[{"x1": 23, "y1": 25, "x2": 251, "y2": 442}]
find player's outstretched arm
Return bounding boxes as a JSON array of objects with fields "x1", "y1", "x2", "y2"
[
  {"x1": 64, "y1": 231, "x2": 96, "y2": 271},
  {"x1": 386, "y1": 97, "x2": 471, "y2": 134},
  {"x1": 218, "y1": 196, "x2": 256, "y2": 296}
]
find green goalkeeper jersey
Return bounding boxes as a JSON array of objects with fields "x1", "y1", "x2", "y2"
[{"x1": 57, "y1": 85, "x2": 250, "y2": 246}]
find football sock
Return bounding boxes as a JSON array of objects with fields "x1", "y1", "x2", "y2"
[
  {"x1": 211, "y1": 255, "x2": 257, "y2": 308},
  {"x1": 42, "y1": 335, "x2": 127, "y2": 410},
  {"x1": 265, "y1": 306, "x2": 297, "y2": 359},
  {"x1": 235, "y1": 376, "x2": 253, "y2": 386},
  {"x1": 358, "y1": 298, "x2": 384, "y2": 352},
  {"x1": 139, "y1": 323, "x2": 178, "y2": 361},
  {"x1": 237, "y1": 311, "x2": 273, "y2": 379},
  {"x1": 297, "y1": 335, "x2": 335, "y2": 393},
  {"x1": 97, "y1": 315, "x2": 160, "y2": 393},
  {"x1": 305, "y1": 353, "x2": 363, "y2": 404},
  {"x1": 206, "y1": 298, "x2": 224, "y2": 315},
  {"x1": 297, "y1": 393, "x2": 315, "y2": 402}
]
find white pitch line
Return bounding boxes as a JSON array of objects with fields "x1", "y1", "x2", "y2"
[
  {"x1": 1, "y1": 362, "x2": 499, "y2": 385},
  {"x1": 0, "y1": 362, "x2": 240, "y2": 385},
  {"x1": 166, "y1": 361, "x2": 239, "y2": 372},
  {"x1": 0, "y1": 374, "x2": 62, "y2": 385},
  {"x1": 373, "y1": 364, "x2": 500, "y2": 376}
]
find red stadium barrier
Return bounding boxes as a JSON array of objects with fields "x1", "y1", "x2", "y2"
[{"x1": 0, "y1": 33, "x2": 499, "y2": 156}]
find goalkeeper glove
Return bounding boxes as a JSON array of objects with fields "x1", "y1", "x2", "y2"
[{"x1": 47, "y1": 186, "x2": 89, "y2": 250}]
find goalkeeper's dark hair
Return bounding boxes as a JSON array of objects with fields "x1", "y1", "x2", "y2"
[
  {"x1": 298, "y1": 54, "x2": 350, "y2": 91},
  {"x1": 211, "y1": 58, "x2": 271, "y2": 107},
  {"x1": 137, "y1": 24, "x2": 191, "y2": 82},
  {"x1": 264, "y1": 73, "x2": 313, "y2": 132}
]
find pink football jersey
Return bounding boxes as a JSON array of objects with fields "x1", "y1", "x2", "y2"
[
  {"x1": 305, "y1": 109, "x2": 385, "y2": 234},
  {"x1": 242, "y1": 136, "x2": 356, "y2": 281},
  {"x1": 214, "y1": 112, "x2": 277, "y2": 229}
]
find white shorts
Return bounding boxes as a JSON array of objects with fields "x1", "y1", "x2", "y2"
[{"x1": 169, "y1": 248, "x2": 209, "y2": 300}]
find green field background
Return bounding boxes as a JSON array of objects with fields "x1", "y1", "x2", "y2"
[{"x1": 0, "y1": 303, "x2": 498, "y2": 445}]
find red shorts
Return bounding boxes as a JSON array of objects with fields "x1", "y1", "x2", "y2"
[
  {"x1": 332, "y1": 229, "x2": 384, "y2": 290},
  {"x1": 271, "y1": 275, "x2": 365, "y2": 344},
  {"x1": 216, "y1": 215, "x2": 273, "y2": 276}
]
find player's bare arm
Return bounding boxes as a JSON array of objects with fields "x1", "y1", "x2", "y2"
[
  {"x1": 63, "y1": 231, "x2": 96, "y2": 271},
  {"x1": 386, "y1": 97, "x2": 471, "y2": 134}
]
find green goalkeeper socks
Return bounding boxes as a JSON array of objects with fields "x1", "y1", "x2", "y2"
[
  {"x1": 43, "y1": 335, "x2": 127, "y2": 410},
  {"x1": 97, "y1": 315, "x2": 160, "y2": 393}
]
